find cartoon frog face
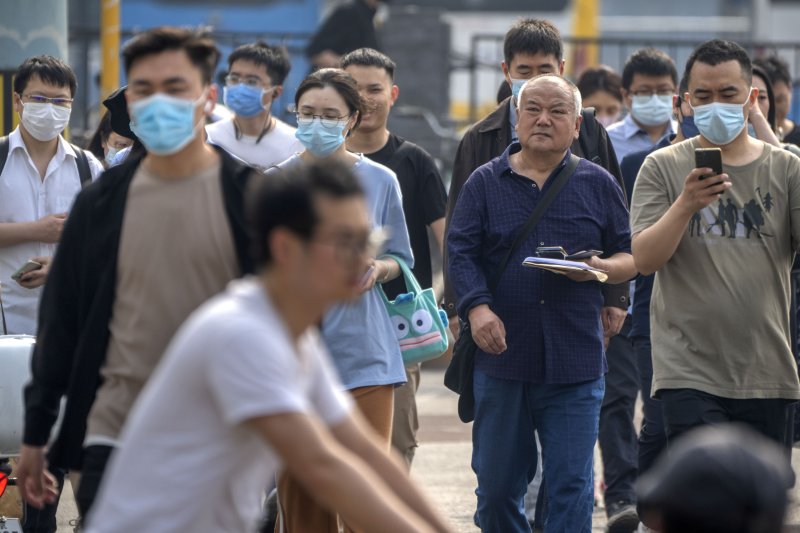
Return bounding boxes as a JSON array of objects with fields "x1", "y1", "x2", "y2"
[{"x1": 388, "y1": 292, "x2": 449, "y2": 354}]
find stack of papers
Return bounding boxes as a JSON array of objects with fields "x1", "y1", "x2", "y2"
[{"x1": 522, "y1": 256, "x2": 609, "y2": 283}]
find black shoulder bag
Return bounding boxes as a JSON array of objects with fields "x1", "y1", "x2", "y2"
[{"x1": 444, "y1": 153, "x2": 580, "y2": 423}]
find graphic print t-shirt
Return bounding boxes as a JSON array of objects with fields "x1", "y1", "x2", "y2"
[{"x1": 630, "y1": 138, "x2": 800, "y2": 400}]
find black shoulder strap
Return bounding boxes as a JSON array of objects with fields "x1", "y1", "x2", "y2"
[
  {"x1": 385, "y1": 138, "x2": 411, "y2": 171},
  {"x1": 70, "y1": 144, "x2": 92, "y2": 188},
  {"x1": 579, "y1": 108, "x2": 602, "y2": 165},
  {"x1": 488, "y1": 153, "x2": 580, "y2": 292},
  {"x1": 0, "y1": 136, "x2": 9, "y2": 175}
]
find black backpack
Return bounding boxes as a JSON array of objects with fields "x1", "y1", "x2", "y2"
[
  {"x1": 0, "y1": 135, "x2": 92, "y2": 187},
  {"x1": 578, "y1": 107, "x2": 602, "y2": 166}
]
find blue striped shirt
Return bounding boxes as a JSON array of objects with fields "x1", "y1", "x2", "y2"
[{"x1": 447, "y1": 143, "x2": 631, "y2": 384}]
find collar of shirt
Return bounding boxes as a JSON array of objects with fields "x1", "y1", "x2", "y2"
[
  {"x1": 9, "y1": 127, "x2": 77, "y2": 167},
  {"x1": 499, "y1": 141, "x2": 571, "y2": 185},
  {"x1": 509, "y1": 98, "x2": 519, "y2": 142},
  {"x1": 619, "y1": 113, "x2": 677, "y2": 142}
]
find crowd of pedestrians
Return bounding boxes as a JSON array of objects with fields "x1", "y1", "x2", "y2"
[{"x1": 0, "y1": 8, "x2": 799, "y2": 533}]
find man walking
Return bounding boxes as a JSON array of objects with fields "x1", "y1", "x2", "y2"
[{"x1": 448, "y1": 75, "x2": 635, "y2": 532}]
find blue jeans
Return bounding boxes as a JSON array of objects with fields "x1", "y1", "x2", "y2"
[{"x1": 472, "y1": 368, "x2": 604, "y2": 533}]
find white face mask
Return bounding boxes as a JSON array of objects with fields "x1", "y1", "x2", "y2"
[{"x1": 21, "y1": 102, "x2": 71, "y2": 141}]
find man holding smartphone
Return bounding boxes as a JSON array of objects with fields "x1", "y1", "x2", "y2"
[
  {"x1": 630, "y1": 40, "x2": 800, "y2": 451},
  {"x1": 0, "y1": 56, "x2": 103, "y2": 336}
]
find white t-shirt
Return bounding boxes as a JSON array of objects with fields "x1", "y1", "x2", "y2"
[
  {"x1": 0, "y1": 127, "x2": 103, "y2": 334},
  {"x1": 205, "y1": 116, "x2": 303, "y2": 171},
  {"x1": 85, "y1": 278, "x2": 353, "y2": 533}
]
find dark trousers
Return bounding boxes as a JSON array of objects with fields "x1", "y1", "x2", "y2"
[
  {"x1": 633, "y1": 336, "x2": 667, "y2": 476},
  {"x1": 598, "y1": 317, "x2": 639, "y2": 504},
  {"x1": 75, "y1": 445, "x2": 114, "y2": 519},
  {"x1": 22, "y1": 467, "x2": 65, "y2": 533},
  {"x1": 660, "y1": 388, "x2": 795, "y2": 449}
]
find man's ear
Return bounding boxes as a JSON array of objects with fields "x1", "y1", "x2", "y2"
[
  {"x1": 204, "y1": 84, "x2": 219, "y2": 116},
  {"x1": 558, "y1": 59, "x2": 566, "y2": 77},
  {"x1": 12, "y1": 92, "x2": 23, "y2": 115},
  {"x1": 501, "y1": 61, "x2": 512, "y2": 84},
  {"x1": 574, "y1": 113, "x2": 583, "y2": 139},
  {"x1": 390, "y1": 84, "x2": 399, "y2": 106}
]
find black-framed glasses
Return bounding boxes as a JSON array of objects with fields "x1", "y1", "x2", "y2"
[
  {"x1": 295, "y1": 113, "x2": 351, "y2": 129},
  {"x1": 224, "y1": 74, "x2": 267, "y2": 89},
  {"x1": 631, "y1": 90, "x2": 674, "y2": 98},
  {"x1": 21, "y1": 94, "x2": 73, "y2": 107}
]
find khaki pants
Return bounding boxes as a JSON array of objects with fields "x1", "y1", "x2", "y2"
[
  {"x1": 276, "y1": 384, "x2": 394, "y2": 533},
  {"x1": 391, "y1": 364, "x2": 421, "y2": 467}
]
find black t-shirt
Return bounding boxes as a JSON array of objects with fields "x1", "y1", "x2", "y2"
[
  {"x1": 366, "y1": 134, "x2": 447, "y2": 299},
  {"x1": 784, "y1": 123, "x2": 800, "y2": 147},
  {"x1": 305, "y1": 0, "x2": 378, "y2": 58}
]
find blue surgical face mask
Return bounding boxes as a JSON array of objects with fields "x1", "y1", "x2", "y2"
[
  {"x1": 223, "y1": 84, "x2": 274, "y2": 118},
  {"x1": 105, "y1": 147, "x2": 120, "y2": 166},
  {"x1": 691, "y1": 94, "x2": 750, "y2": 145},
  {"x1": 630, "y1": 94, "x2": 673, "y2": 126},
  {"x1": 129, "y1": 92, "x2": 205, "y2": 156},
  {"x1": 679, "y1": 114, "x2": 700, "y2": 138},
  {"x1": 295, "y1": 118, "x2": 347, "y2": 157},
  {"x1": 510, "y1": 77, "x2": 527, "y2": 101}
]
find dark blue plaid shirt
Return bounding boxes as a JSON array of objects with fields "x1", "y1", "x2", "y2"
[{"x1": 447, "y1": 143, "x2": 632, "y2": 384}]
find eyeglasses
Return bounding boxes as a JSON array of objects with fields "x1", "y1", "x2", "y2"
[
  {"x1": 631, "y1": 90, "x2": 674, "y2": 98},
  {"x1": 295, "y1": 113, "x2": 351, "y2": 129},
  {"x1": 224, "y1": 74, "x2": 267, "y2": 88},
  {"x1": 312, "y1": 227, "x2": 388, "y2": 263},
  {"x1": 21, "y1": 94, "x2": 73, "y2": 107}
]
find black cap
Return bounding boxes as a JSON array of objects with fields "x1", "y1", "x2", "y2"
[
  {"x1": 102, "y1": 86, "x2": 137, "y2": 141},
  {"x1": 637, "y1": 424, "x2": 792, "y2": 533}
]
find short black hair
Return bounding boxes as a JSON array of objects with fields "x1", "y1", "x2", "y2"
[
  {"x1": 754, "y1": 55, "x2": 791, "y2": 87},
  {"x1": 295, "y1": 68, "x2": 364, "y2": 131},
  {"x1": 247, "y1": 161, "x2": 364, "y2": 268},
  {"x1": 122, "y1": 26, "x2": 220, "y2": 85},
  {"x1": 228, "y1": 41, "x2": 291, "y2": 86},
  {"x1": 340, "y1": 48, "x2": 396, "y2": 80},
  {"x1": 504, "y1": 18, "x2": 562, "y2": 66},
  {"x1": 752, "y1": 65, "x2": 777, "y2": 132},
  {"x1": 621, "y1": 48, "x2": 678, "y2": 90},
  {"x1": 684, "y1": 39, "x2": 752, "y2": 88},
  {"x1": 14, "y1": 55, "x2": 77, "y2": 97},
  {"x1": 577, "y1": 66, "x2": 623, "y2": 102}
]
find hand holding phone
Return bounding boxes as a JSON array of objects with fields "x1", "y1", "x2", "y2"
[
  {"x1": 11, "y1": 260, "x2": 43, "y2": 281},
  {"x1": 695, "y1": 148, "x2": 723, "y2": 180}
]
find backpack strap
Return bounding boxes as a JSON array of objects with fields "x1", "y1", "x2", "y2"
[
  {"x1": 385, "y1": 138, "x2": 412, "y2": 172},
  {"x1": 578, "y1": 108, "x2": 602, "y2": 165},
  {"x1": 0, "y1": 136, "x2": 9, "y2": 176},
  {"x1": 70, "y1": 144, "x2": 92, "y2": 188}
]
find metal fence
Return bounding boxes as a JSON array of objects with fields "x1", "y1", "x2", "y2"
[{"x1": 461, "y1": 35, "x2": 800, "y2": 123}]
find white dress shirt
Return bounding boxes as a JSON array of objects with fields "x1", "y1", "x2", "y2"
[{"x1": 0, "y1": 127, "x2": 103, "y2": 334}]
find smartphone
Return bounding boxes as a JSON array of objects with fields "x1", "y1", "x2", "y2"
[
  {"x1": 11, "y1": 260, "x2": 42, "y2": 281},
  {"x1": 695, "y1": 147, "x2": 723, "y2": 180},
  {"x1": 565, "y1": 250, "x2": 604, "y2": 260},
  {"x1": 536, "y1": 246, "x2": 567, "y2": 259}
]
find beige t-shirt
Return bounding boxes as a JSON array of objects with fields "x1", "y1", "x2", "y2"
[
  {"x1": 630, "y1": 138, "x2": 800, "y2": 400},
  {"x1": 86, "y1": 161, "x2": 239, "y2": 444}
]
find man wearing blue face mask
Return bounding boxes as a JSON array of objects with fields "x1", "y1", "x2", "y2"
[
  {"x1": 17, "y1": 27, "x2": 259, "y2": 522},
  {"x1": 599, "y1": 47, "x2": 678, "y2": 532},
  {"x1": 607, "y1": 48, "x2": 678, "y2": 165},
  {"x1": 631, "y1": 39, "x2": 800, "y2": 457},
  {"x1": 206, "y1": 42, "x2": 302, "y2": 171}
]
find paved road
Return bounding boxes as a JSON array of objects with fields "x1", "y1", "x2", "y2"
[{"x1": 34, "y1": 366, "x2": 800, "y2": 531}]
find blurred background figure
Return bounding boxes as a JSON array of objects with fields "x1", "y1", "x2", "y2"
[
  {"x1": 637, "y1": 424, "x2": 792, "y2": 533},
  {"x1": 85, "y1": 111, "x2": 133, "y2": 168},
  {"x1": 305, "y1": 0, "x2": 385, "y2": 71},
  {"x1": 577, "y1": 65, "x2": 623, "y2": 128},
  {"x1": 755, "y1": 55, "x2": 799, "y2": 146}
]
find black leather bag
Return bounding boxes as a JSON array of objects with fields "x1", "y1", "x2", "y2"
[{"x1": 443, "y1": 154, "x2": 580, "y2": 423}]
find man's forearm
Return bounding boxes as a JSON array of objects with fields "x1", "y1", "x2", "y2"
[
  {"x1": 633, "y1": 200, "x2": 695, "y2": 275},
  {"x1": 0, "y1": 221, "x2": 41, "y2": 247},
  {"x1": 598, "y1": 253, "x2": 636, "y2": 284}
]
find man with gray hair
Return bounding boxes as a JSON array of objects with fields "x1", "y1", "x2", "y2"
[{"x1": 448, "y1": 74, "x2": 635, "y2": 532}]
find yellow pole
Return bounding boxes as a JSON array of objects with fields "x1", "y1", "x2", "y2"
[
  {"x1": 569, "y1": 0, "x2": 599, "y2": 78},
  {"x1": 100, "y1": 0, "x2": 120, "y2": 101}
]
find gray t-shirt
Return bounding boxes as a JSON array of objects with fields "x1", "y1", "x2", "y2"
[{"x1": 630, "y1": 138, "x2": 800, "y2": 400}]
